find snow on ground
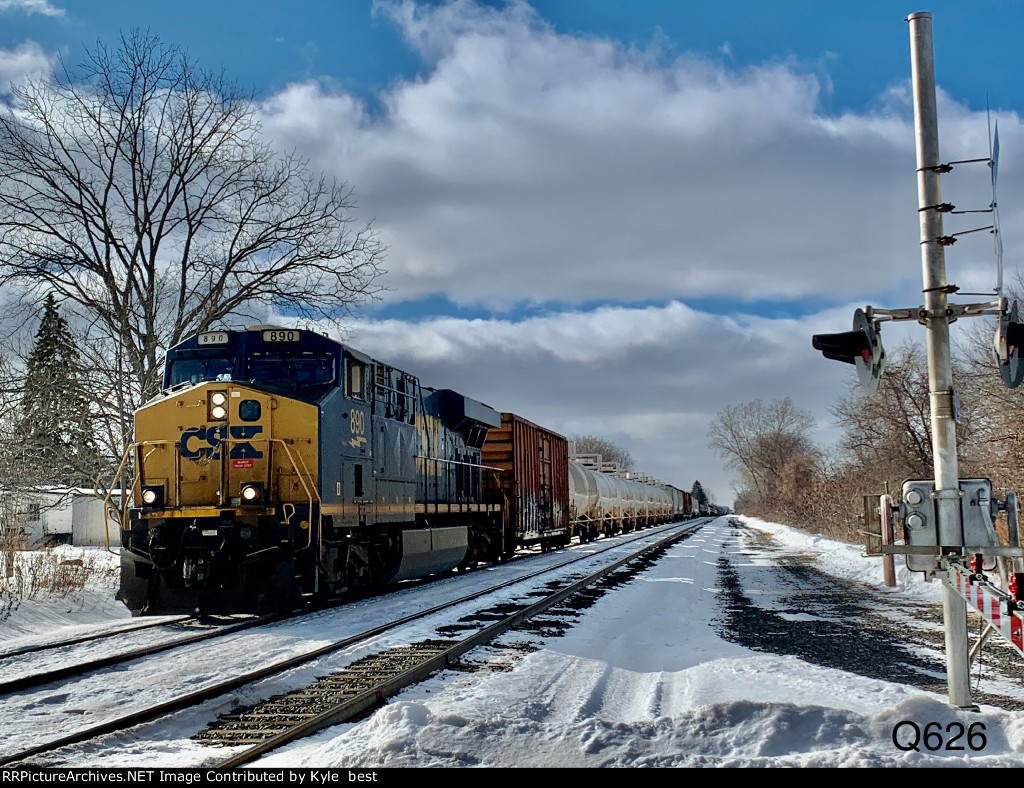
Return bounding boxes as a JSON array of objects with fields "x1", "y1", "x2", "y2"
[
  {"x1": 0, "y1": 545, "x2": 128, "y2": 643},
  {"x1": 255, "y1": 517, "x2": 1024, "y2": 768},
  {"x1": 4, "y1": 517, "x2": 1024, "y2": 768},
  {"x1": 738, "y1": 515, "x2": 945, "y2": 603}
]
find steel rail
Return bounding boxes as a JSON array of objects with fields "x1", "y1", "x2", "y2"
[
  {"x1": 0, "y1": 615, "x2": 193, "y2": 660},
  {"x1": 0, "y1": 615, "x2": 274, "y2": 696}
]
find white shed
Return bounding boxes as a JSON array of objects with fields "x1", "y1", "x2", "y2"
[{"x1": 0, "y1": 487, "x2": 122, "y2": 547}]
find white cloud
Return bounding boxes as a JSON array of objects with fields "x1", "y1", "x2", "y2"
[
  {"x1": 329, "y1": 296, "x2": 979, "y2": 501},
  {"x1": 0, "y1": 0, "x2": 63, "y2": 17},
  {"x1": 317, "y1": 301, "x2": 868, "y2": 500},
  {"x1": 0, "y1": 41, "x2": 54, "y2": 96},
  {"x1": 258, "y1": 0, "x2": 1020, "y2": 312}
]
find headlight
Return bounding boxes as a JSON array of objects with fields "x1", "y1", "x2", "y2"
[
  {"x1": 208, "y1": 391, "x2": 228, "y2": 421},
  {"x1": 140, "y1": 485, "x2": 164, "y2": 509},
  {"x1": 240, "y1": 483, "x2": 264, "y2": 504}
]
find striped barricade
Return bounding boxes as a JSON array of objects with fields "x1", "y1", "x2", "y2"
[{"x1": 947, "y1": 562, "x2": 1024, "y2": 656}]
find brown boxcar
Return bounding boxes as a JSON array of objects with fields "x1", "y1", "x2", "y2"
[{"x1": 483, "y1": 412, "x2": 570, "y2": 549}]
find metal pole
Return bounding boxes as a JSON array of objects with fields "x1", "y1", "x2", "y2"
[
  {"x1": 880, "y1": 494, "x2": 896, "y2": 587},
  {"x1": 908, "y1": 11, "x2": 972, "y2": 708}
]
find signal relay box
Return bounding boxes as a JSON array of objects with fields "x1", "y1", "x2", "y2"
[{"x1": 901, "y1": 478, "x2": 1000, "y2": 572}]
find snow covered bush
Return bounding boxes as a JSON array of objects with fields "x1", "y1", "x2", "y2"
[{"x1": 0, "y1": 546, "x2": 118, "y2": 622}]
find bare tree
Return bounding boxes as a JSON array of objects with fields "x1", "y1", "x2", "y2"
[
  {"x1": 712, "y1": 392, "x2": 815, "y2": 503},
  {"x1": 832, "y1": 341, "x2": 979, "y2": 485},
  {"x1": 0, "y1": 30, "x2": 385, "y2": 462},
  {"x1": 796, "y1": 342, "x2": 980, "y2": 542},
  {"x1": 955, "y1": 282, "x2": 1024, "y2": 490},
  {"x1": 571, "y1": 435, "x2": 634, "y2": 469}
]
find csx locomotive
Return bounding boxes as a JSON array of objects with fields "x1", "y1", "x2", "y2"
[{"x1": 115, "y1": 326, "x2": 693, "y2": 615}]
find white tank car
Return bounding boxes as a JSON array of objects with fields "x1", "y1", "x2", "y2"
[{"x1": 568, "y1": 456, "x2": 676, "y2": 540}]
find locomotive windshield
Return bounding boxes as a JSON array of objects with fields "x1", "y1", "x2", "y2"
[
  {"x1": 248, "y1": 352, "x2": 335, "y2": 388},
  {"x1": 166, "y1": 348, "x2": 336, "y2": 398},
  {"x1": 168, "y1": 353, "x2": 235, "y2": 386}
]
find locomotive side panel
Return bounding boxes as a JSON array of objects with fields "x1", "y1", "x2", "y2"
[
  {"x1": 369, "y1": 360, "x2": 420, "y2": 524},
  {"x1": 320, "y1": 349, "x2": 373, "y2": 529},
  {"x1": 419, "y1": 388, "x2": 500, "y2": 512}
]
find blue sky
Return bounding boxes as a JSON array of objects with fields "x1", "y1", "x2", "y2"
[
  {"x1": 1, "y1": 0, "x2": 1021, "y2": 499},
  {"x1": 4, "y1": 1, "x2": 1019, "y2": 112}
]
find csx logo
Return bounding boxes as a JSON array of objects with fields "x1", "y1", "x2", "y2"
[{"x1": 181, "y1": 425, "x2": 264, "y2": 460}]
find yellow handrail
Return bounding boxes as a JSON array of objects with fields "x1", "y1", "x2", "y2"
[
  {"x1": 102, "y1": 442, "x2": 138, "y2": 555},
  {"x1": 266, "y1": 438, "x2": 321, "y2": 552}
]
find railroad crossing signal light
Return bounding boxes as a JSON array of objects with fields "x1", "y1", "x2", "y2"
[
  {"x1": 1010, "y1": 573, "x2": 1024, "y2": 605},
  {"x1": 812, "y1": 329, "x2": 869, "y2": 364},
  {"x1": 993, "y1": 300, "x2": 1024, "y2": 389},
  {"x1": 812, "y1": 308, "x2": 886, "y2": 394}
]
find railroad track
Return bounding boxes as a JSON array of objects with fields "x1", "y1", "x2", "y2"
[
  {"x1": 0, "y1": 538, "x2": 539, "y2": 694},
  {"x1": 204, "y1": 524, "x2": 699, "y2": 767},
  {"x1": 0, "y1": 523, "x2": 655, "y2": 695},
  {"x1": 0, "y1": 614, "x2": 271, "y2": 695},
  {"x1": 0, "y1": 554, "x2": 491, "y2": 695},
  {"x1": 1, "y1": 518, "x2": 706, "y2": 767},
  {"x1": 0, "y1": 615, "x2": 193, "y2": 659}
]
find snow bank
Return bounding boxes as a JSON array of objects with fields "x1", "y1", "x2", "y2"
[{"x1": 734, "y1": 515, "x2": 944, "y2": 602}]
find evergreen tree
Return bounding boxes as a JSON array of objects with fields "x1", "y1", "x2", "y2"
[
  {"x1": 691, "y1": 480, "x2": 709, "y2": 508},
  {"x1": 12, "y1": 295, "x2": 104, "y2": 486}
]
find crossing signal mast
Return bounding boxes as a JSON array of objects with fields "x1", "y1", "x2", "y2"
[{"x1": 813, "y1": 12, "x2": 1024, "y2": 709}]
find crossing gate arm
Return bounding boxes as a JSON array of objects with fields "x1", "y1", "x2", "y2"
[{"x1": 945, "y1": 561, "x2": 1024, "y2": 657}]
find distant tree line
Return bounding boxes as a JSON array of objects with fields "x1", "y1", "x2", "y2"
[{"x1": 708, "y1": 326, "x2": 1022, "y2": 543}]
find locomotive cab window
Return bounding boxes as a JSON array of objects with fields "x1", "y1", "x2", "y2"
[
  {"x1": 168, "y1": 354, "x2": 235, "y2": 386},
  {"x1": 249, "y1": 352, "x2": 334, "y2": 389},
  {"x1": 239, "y1": 399, "x2": 261, "y2": 421},
  {"x1": 346, "y1": 359, "x2": 366, "y2": 401}
]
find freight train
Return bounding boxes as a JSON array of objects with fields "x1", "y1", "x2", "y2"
[{"x1": 114, "y1": 326, "x2": 696, "y2": 615}]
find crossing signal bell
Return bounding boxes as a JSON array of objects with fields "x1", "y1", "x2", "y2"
[
  {"x1": 993, "y1": 300, "x2": 1024, "y2": 389},
  {"x1": 812, "y1": 308, "x2": 886, "y2": 394}
]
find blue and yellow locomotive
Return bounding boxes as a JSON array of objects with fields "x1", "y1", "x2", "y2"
[{"x1": 116, "y1": 326, "x2": 506, "y2": 614}]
